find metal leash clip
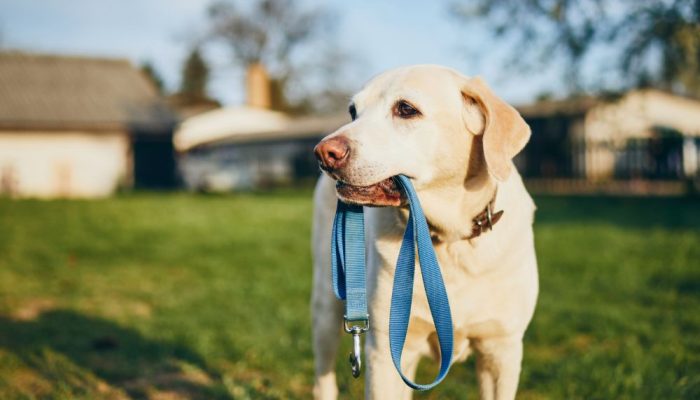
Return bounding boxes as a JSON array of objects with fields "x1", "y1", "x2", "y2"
[{"x1": 344, "y1": 316, "x2": 369, "y2": 378}]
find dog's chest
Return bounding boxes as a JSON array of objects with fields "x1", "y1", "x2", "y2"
[
  {"x1": 406, "y1": 239, "x2": 524, "y2": 342},
  {"x1": 368, "y1": 208, "x2": 533, "y2": 343}
]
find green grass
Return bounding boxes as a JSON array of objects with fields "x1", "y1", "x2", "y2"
[{"x1": 0, "y1": 192, "x2": 698, "y2": 399}]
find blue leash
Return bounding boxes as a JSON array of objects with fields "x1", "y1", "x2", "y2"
[{"x1": 331, "y1": 174, "x2": 453, "y2": 390}]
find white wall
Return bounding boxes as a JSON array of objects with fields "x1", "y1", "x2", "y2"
[
  {"x1": 586, "y1": 90, "x2": 700, "y2": 143},
  {"x1": 583, "y1": 90, "x2": 700, "y2": 179},
  {"x1": 0, "y1": 131, "x2": 130, "y2": 198}
]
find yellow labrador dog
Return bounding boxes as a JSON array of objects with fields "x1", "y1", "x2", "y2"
[{"x1": 311, "y1": 65, "x2": 538, "y2": 400}]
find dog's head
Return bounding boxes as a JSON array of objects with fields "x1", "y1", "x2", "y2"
[{"x1": 314, "y1": 65, "x2": 530, "y2": 207}]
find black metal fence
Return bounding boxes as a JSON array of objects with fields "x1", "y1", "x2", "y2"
[
  {"x1": 516, "y1": 123, "x2": 700, "y2": 194},
  {"x1": 612, "y1": 136, "x2": 686, "y2": 180},
  {"x1": 518, "y1": 133, "x2": 699, "y2": 181}
]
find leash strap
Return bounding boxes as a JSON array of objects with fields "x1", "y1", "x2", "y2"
[
  {"x1": 331, "y1": 201, "x2": 368, "y2": 322},
  {"x1": 331, "y1": 175, "x2": 453, "y2": 390},
  {"x1": 390, "y1": 175, "x2": 453, "y2": 390}
]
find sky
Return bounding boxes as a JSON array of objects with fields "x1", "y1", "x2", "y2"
[{"x1": 0, "y1": 0, "x2": 566, "y2": 107}]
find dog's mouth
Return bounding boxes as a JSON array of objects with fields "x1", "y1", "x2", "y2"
[{"x1": 335, "y1": 177, "x2": 407, "y2": 207}]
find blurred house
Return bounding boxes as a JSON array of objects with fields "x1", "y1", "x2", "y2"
[
  {"x1": 174, "y1": 63, "x2": 346, "y2": 191},
  {"x1": 517, "y1": 90, "x2": 700, "y2": 186},
  {"x1": 0, "y1": 52, "x2": 178, "y2": 198},
  {"x1": 174, "y1": 107, "x2": 345, "y2": 191}
]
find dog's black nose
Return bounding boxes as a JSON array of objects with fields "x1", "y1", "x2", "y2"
[{"x1": 314, "y1": 136, "x2": 351, "y2": 171}]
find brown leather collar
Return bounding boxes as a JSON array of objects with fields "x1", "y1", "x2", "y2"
[{"x1": 466, "y1": 192, "x2": 504, "y2": 240}]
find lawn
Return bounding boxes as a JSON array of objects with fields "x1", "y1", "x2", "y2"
[{"x1": 0, "y1": 191, "x2": 698, "y2": 399}]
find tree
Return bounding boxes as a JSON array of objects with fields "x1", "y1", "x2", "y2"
[
  {"x1": 206, "y1": 0, "x2": 353, "y2": 114},
  {"x1": 140, "y1": 61, "x2": 165, "y2": 95},
  {"x1": 179, "y1": 47, "x2": 210, "y2": 102},
  {"x1": 451, "y1": 0, "x2": 700, "y2": 96}
]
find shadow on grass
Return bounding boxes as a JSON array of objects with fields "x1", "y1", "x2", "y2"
[{"x1": 0, "y1": 310, "x2": 231, "y2": 399}]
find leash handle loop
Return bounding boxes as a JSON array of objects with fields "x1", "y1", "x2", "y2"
[{"x1": 389, "y1": 175, "x2": 453, "y2": 390}]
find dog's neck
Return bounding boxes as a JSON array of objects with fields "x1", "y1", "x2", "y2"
[
  {"x1": 412, "y1": 172, "x2": 499, "y2": 243},
  {"x1": 396, "y1": 135, "x2": 513, "y2": 242}
]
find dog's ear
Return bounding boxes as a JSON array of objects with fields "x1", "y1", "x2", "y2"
[{"x1": 461, "y1": 76, "x2": 531, "y2": 181}]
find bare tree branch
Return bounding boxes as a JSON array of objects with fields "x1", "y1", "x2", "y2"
[
  {"x1": 451, "y1": 0, "x2": 700, "y2": 95},
  {"x1": 205, "y1": 0, "x2": 350, "y2": 114}
]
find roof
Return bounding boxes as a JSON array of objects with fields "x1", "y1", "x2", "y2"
[
  {"x1": 516, "y1": 89, "x2": 700, "y2": 138},
  {"x1": 516, "y1": 88, "x2": 700, "y2": 119},
  {"x1": 0, "y1": 52, "x2": 176, "y2": 132},
  {"x1": 516, "y1": 96, "x2": 599, "y2": 118},
  {"x1": 174, "y1": 106, "x2": 347, "y2": 151}
]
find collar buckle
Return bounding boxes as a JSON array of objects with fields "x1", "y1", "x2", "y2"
[{"x1": 468, "y1": 197, "x2": 504, "y2": 240}]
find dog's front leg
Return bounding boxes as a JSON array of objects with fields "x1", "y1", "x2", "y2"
[
  {"x1": 474, "y1": 336, "x2": 523, "y2": 400},
  {"x1": 311, "y1": 175, "x2": 345, "y2": 400},
  {"x1": 311, "y1": 297, "x2": 343, "y2": 399},
  {"x1": 364, "y1": 328, "x2": 421, "y2": 400}
]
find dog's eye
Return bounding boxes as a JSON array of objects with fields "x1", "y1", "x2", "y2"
[
  {"x1": 349, "y1": 104, "x2": 357, "y2": 121},
  {"x1": 394, "y1": 100, "x2": 420, "y2": 119}
]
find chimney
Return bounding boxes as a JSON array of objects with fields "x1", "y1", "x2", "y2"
[{"x1": 246, "y1": 62, "x2": 271, "y2": 109}]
